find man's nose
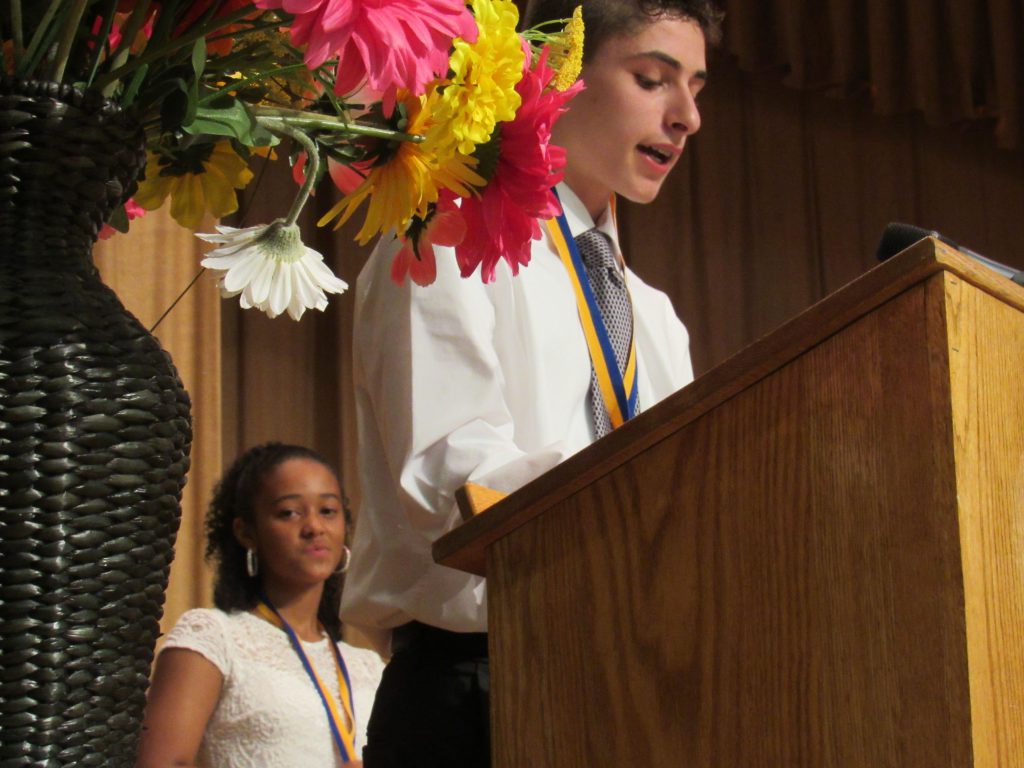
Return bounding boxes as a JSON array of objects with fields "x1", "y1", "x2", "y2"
[{"x1": 668, "y1": 90, "x2": 701, "y2": 136}]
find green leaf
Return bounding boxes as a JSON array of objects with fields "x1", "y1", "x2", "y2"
[
  {"x1": 184, "y1": 95, "x2": 279, "y2": 147},
  {"x1": 472, "y1": 125, "x2": 503, "y2": 184},
  {"x1": 324, "y1": 143, "x2": 366, "y2": 164},
  {"x1": 183, "y1": 39, "x2": 209, "y2": 126},
  {"x1": 160, "y1": 79, "x2": 191, "y2": 133},
  {"x1": 191, "y1": 36, "x2": 207, "y2": 79},
  {"x1": 106, "y1": 204, "x2": 131, "y2": 235}
]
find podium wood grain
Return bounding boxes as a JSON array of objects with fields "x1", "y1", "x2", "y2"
[
  {"x1": 437, "y1": 241, "x2": 1024, "y2": 767},
  {"x1": 944, "y1": 273, "x2": 1024, "y2": 766}
]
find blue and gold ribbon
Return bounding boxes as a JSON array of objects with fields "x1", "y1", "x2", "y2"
[
  {"x1": 256, "y1": 598, "x2": 357, "y2": 763},
  {"x1": 545, "y1": 190, "x2": 638, "y2": 429}
]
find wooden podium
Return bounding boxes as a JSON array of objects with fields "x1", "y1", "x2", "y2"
[{"x1": 434, "y1": 239, "x2": 1024, "y2": 767}]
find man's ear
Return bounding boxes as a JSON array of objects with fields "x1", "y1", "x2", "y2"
[{"x1": 233, "y1": 517, "x2": 255, "y2": 550}]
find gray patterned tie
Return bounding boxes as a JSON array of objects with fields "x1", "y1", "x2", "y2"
[{"x1": 575, "y1": 227, "x2": 635, "y2": 438}]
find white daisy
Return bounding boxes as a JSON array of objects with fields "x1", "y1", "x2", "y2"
[{"x1": 198, "y1": 221, "x2": 348, "y2": 321}]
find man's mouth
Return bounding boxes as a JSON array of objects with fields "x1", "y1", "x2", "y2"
[{"x1": 638, "y1": 144, "x2": 673, "y2": 165}]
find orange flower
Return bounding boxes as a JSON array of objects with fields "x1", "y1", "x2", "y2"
[
  {"x1": 174, "y1": 0, "x2": 256, "y2": 57},
  {"x1": 391, "y1": 194, "x2": 466, "y2": 286}
]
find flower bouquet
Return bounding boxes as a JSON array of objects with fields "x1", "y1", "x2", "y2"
[{"x1": 5, "y1": 0, "x2": 584, "y2": 319}]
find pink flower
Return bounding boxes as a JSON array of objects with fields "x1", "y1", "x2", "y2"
[
  {"x1": 99, "y1": 198, "x2": 147, "y2": 239},
  {"x1": 328, "y1": 159, "x2": 371, "y2": 195},
  {"x1": 292, "y1": 154, "x2": 370, "y2": 195},
  {"x1": 90, "y1": 15, "x2": 121, "y2": 51},
  {"x1": 90, "y1": 3, "x2": 157, "y2": 53},
  {"x1": 456, "y1": 46, "x2": 582, "y2": 283},
  {"x1": 256, "y1": 0, "x2": 478, "y2": 106},
  {"x1": 391, "y1": 194, "x2": 466, "y2": 286}
]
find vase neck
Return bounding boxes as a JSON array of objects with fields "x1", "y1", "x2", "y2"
[{"x1": 0, "y1": 79, "x2": 147, "y2": 257}]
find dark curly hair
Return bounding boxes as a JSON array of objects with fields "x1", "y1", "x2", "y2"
[
  {"x1": 523, "y1": 0, "x2": 725, "y2": 55},
  {"x1": 205, "y1": 442, "x2": 351, "y2": 641}
]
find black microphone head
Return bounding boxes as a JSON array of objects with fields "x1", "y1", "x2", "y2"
[
  {"x1": 876, "y1": 222, "x2": 933, "y2": 262},
  {"x1": 874, "y1": 223, "x2": 1023, "y2": 285},
  {"x1": 876, "y1": 222, "x2": 961, "y2": 262}
]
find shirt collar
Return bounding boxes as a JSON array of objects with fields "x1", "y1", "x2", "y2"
[{"x1": 555, "y1": 182, "x2": 623, "y2": 262}]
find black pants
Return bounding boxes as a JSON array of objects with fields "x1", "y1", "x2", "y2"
[{"x1": 363, "y1": 622, "x2": 490, "y2": 768}]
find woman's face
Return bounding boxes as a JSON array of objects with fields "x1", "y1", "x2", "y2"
[{"x1": 237, "y1": 457, "x2": 346, "y2": 592}]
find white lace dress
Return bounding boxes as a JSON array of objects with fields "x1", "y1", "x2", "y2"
[{"x1": 161, "y1": 608, "x2": 385, "y2": 767}]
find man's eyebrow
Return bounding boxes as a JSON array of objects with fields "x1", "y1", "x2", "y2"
[{"x1": 632, "y1": 50, "x2": 708, "y2": 80}]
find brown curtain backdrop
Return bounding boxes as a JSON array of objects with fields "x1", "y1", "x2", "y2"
[
  {"x1": 220, "y1": 157, "x2": 374, "y2": 511},
  {"x1": 624, "y1": 53, "x2": 1024, "y2": 374},
  {"x1": 94, "y1": 2, "x2": 1024, "y2": 634},
  {"x1": 720, "y1": 0, "x2": 1023, "y2": 150}
]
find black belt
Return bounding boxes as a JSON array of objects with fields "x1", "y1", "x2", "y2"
[{"x1": 391, "y1": 621, "x2": 489, "y2": 658}]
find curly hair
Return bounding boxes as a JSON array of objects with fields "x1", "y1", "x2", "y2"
[
  {"x1": 524, "y1": 0, "x2": 725, "y2": 56},
  {"x1": 205, "y1": 442, "x2": 351, "y2": 641}
]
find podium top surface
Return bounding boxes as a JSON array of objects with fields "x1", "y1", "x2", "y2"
[{"x1": 433, "y1": 238, "x2": 1024, "y2": 576}]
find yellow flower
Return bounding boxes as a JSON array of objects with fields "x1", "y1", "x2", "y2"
[
  {"x1": 318, "y1": 90, "x2": 485, "y2": 244},
  {"x1": 552, "y1": 6, "x2": 585, "y2": 92},
  {"x1": 134, "y1": 141, "x2": 254, "y2": 229},
  {"x1": 431, "y1": 0, "x2": 525, "y2": 157}
]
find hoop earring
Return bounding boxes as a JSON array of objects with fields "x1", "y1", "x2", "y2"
[
  {"x1": 335, "y1": 545, "x2": 351, "y2": 574},
  {"x1": 246, "y1": 548, "x2": 258, "y2": 578}
]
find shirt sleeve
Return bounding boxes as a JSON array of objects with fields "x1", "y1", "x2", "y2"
[
  {"x1": 624, "y1": 266, "x2": 694, "y2": 402},
  {"x1": 160, "y1": 608, "x2": 232, "y2": 677},
  {"x1": 354, "y1": 236, "x2": 574, "y2": 531}
]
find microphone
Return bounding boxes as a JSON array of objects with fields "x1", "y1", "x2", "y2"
[{"x1": 875, "y1": 222, "x2": 1024, "y2": 287}]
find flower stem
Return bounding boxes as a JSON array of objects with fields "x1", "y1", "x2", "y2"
[
  {"x1": 85, "y1": 0, "x2": 119, "y2": 89},
  {"x1": 150, "y1": 268, "x2": 206, "y2": 334},
  {"x1": 17, "y1": 0, "x2": 61, "y2": 78},
  {"x1": 197, "y1": 63, "x2": 312, "y2": 105},
  {"x1": 10, "y1": 0, "x2": 23, "y2": 60},
  {"x1": 92, "y1": 5, "x2": 256, "y2": 93},
  {"x1": 48, "y1": 0, "x2": 88, "y2": 83},
  {"x1": 254, "y1": 108, "x2": 424, "y2": 144},
  {"x1": 98, "y1": 0, "x2": 152, "y2": 93},
  {"x1": 256, "y1": 119, "x2": 319, "y2": 228}
]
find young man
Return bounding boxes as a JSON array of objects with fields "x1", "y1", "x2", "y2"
[{"x1": 341, "y1": 2, "x2": 723, "y2": 765}]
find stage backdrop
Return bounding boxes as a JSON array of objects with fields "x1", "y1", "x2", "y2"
[{"x1": 96, "y1": 5, "x2": 1024, "y2": 642}]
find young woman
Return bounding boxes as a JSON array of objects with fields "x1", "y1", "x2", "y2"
[{"x1": 137, "y1": 443, "x2": 383, "y2": 768}]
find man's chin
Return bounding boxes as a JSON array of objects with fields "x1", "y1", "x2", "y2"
[{"x1": 620, "y1": 184, "x2": 666, "y2": 206}]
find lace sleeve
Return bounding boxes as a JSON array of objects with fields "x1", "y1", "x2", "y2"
[{"x1": 161, "y1": 608, "x2": 232, "y2": 676}]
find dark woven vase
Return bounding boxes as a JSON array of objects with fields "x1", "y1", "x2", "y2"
[{"x1": 0, "y1": 80, "x2": 193, "y2": 766}]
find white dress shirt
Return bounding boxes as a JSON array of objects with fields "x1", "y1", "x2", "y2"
[{"x1": 340, "y1": 184, "x2": 694, "y2": 641}]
